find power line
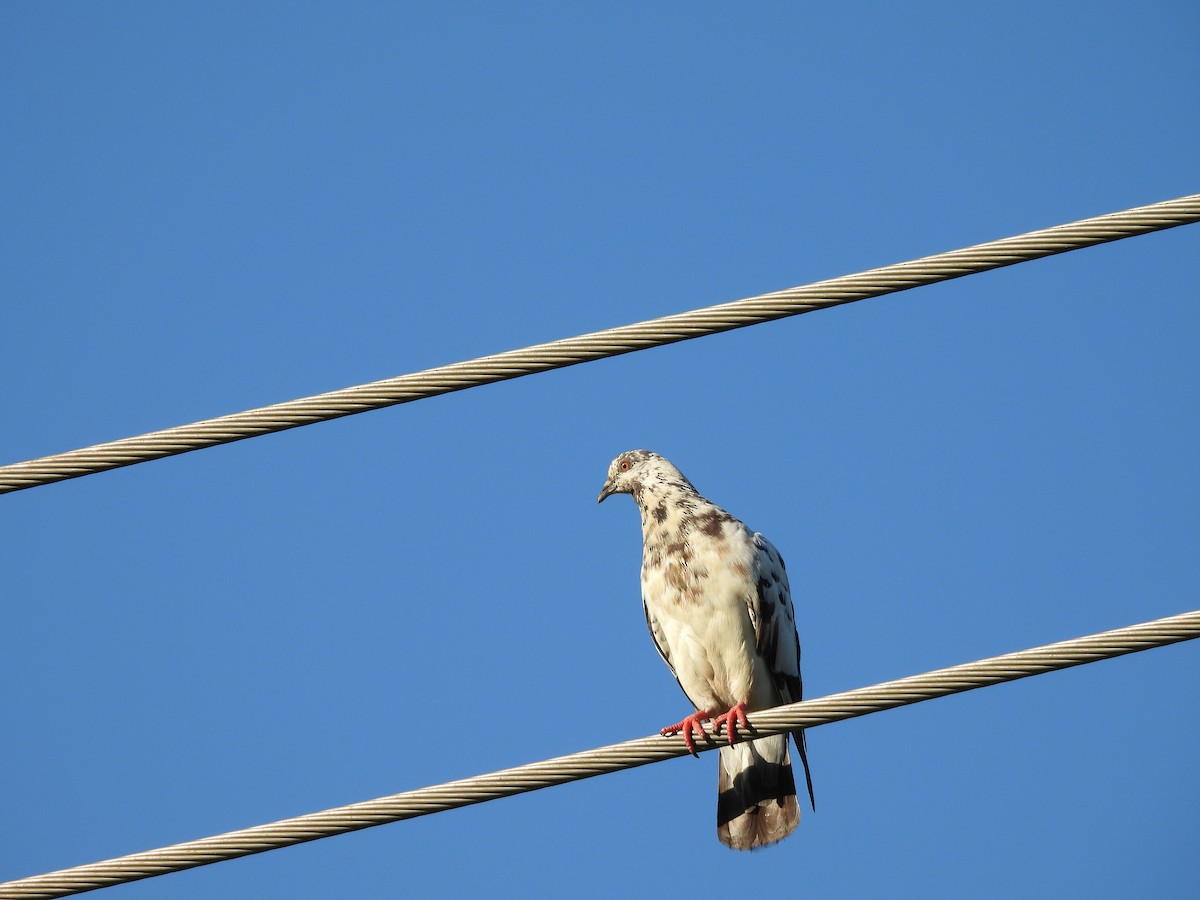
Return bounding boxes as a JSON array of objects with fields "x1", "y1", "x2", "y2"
[
  {"x1": 3, "y1": 608, "x2": 1196, "y2": 899},
  {"x1": 2, "y1": 193, "x2": 1197, "y2": 496}
]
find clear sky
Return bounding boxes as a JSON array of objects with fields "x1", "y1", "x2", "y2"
[{"x1": 2, "y1": 3, "x2": 1197, "y2": 898}]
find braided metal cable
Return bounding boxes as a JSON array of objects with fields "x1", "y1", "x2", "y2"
[
  {"x1": 3, "y1": 609, "x2": 1196, "y2": 899},
  {"x1": 2, "y1": 193, "x2": 1198, "y2": 495}
]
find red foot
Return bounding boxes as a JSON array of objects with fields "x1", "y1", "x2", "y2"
[
  {"x1": 660, "y1": 711, "x2": 714, "y2": 757},
  {"x1": 711, "y1": 702, "x2": 750, "y2": 745}
]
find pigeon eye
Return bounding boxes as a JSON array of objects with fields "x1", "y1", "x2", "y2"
[{"x1": 619, "y1": 460, "x2": 631, "y2": 472}]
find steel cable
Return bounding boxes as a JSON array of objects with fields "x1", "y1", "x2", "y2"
[
  {"x1": 2, "y1": 608, "x2": 1196, "y2": 898},
  {"x1": 2, "y1": 193, "x2": 1197, "y2": 495}
]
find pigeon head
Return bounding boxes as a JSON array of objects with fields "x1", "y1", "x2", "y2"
[{"x1": 597, "y1": 450, "x2": 696, "y2": 504}]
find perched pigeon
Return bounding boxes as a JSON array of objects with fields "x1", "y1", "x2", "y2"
[{"x1": 598, "y1": 449, "x2": 814, "y2": 850}]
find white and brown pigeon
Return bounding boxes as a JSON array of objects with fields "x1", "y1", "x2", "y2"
[{"x1": 598, "y1": 449, "x2": 814, "y2": 850}]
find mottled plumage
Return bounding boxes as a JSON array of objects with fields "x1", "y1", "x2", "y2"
[{"x1": 598, "y1": 450, "x2": 814, "y2": 850}]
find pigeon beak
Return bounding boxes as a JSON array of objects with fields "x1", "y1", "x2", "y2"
[{"x1": 597, "y1": 479, "x2": 615, "y2": 504}]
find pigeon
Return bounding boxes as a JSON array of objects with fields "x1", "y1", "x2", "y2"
[{"x1": 598, "y1": 449, "x2": 814, "y2": 850}]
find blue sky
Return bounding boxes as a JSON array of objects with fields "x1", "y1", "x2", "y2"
[{"x1": 2, "y1": 3, "x2": 1197, "y2": 897}]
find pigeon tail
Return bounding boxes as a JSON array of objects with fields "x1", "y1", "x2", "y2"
[{"x1": 716, "y1": 734, "x2": 800, "y2": 850}]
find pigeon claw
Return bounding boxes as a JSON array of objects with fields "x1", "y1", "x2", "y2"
[
  {"x1": 711, "y1": 702, "x2": 750, "y2": 746},
  {"x1": 660, "y1": 711, "x2": 713, "y2": 758}
]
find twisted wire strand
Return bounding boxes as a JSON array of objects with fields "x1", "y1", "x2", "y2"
[
  {"x1": 3, "y1": 608, "x2": 1196, "y2": 899},
  {"x1": 3, "y1": 193, "x2": 1198, "y2": 495}
]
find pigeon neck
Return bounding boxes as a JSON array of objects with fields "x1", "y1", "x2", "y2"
[{"x1": 634, "y1": 480, "x2": 703, "y2": 538}]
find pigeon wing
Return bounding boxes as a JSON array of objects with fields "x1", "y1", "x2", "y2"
[
  {"x1": 642, "y1": 599, "x2": 676, "y2": 679},
  {"x1": 751, "y1": 532, "x2": 815, "y2": 811}
]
